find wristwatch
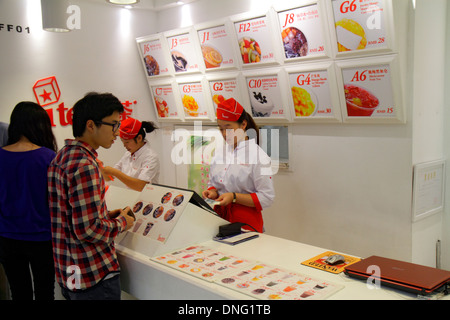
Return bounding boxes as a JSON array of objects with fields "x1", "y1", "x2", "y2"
[{"x1": 232, "y1": 192, "x2": 237, "y2": 203}]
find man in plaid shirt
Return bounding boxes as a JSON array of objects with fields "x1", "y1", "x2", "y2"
[{"x1": 48, "y1": 92, "x2": 135, "y2": 300}]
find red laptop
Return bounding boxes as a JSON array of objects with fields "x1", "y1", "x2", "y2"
[{"x1": 344, "y1": 255, "x2": 450, "y2": 295}]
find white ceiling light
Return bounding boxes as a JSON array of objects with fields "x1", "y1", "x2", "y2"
[
  {"x1": 106, "y1": 0, "x2": 140, "y2": 5},
  {"x1": 41, "y1": 0, "x2": 71, "y2": 32}
]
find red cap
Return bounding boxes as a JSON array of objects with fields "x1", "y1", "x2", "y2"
[
  {"x1": 216, "y1": 98, "x2": 244, "y2": 122},
  {"x1": 119, "y1": 118, "x2": 142, "y2": 140}
]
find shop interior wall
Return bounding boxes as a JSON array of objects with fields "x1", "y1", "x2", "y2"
[{"x1": 156, "y1": 0, "x2": 416, "y2": 262}]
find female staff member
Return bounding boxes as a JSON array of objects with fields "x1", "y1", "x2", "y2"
[
  {"x1": 102, "y1": 117, "x2": 160, "y2": 191},
  {"x1": 0, "y1": 102, "x2": 57, "y2": 300},
  {"x1": 202, "y1": 98, "x2": 275, "y2": 233}
]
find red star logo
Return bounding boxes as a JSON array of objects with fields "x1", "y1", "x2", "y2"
[{"x1": 40, "y1": 90, "x2": 52, "y2": 102}]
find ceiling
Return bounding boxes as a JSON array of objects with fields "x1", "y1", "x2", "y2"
[{"x1": 97, "y1": 0, "x2": 199, "y2": 11}]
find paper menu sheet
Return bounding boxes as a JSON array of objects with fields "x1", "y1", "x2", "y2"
[{"x1": 152, "y1": 244, "x2": 344, "y2": 300}]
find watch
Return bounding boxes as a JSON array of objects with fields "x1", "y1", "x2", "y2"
[{"x1": 232, "y1": 192, "x2": 237, "y2": 203}]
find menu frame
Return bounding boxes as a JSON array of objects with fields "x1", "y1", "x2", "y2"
[
  {"x1": 164, "y1": 27, "x2": 205, "y2": 75},
  {"x1": 136, "y1": 33, "x2": 174, "y2": 79},
  {"x1": 229, "y1": 9, "x2": 283, "y2": 69},
  {"x1": 273, "y1": 0, "x2": 334, "y2": 63},
  {"x1": 286, "y1": 61, "x2": 343, "y2": 123},
  {"x1": 335, "y1": 54, "x2": 404, "y2": 124},
  {"x1": 240, "y1": 68, "x2": 293, "y2": 124},
  {"x1": 149, "y1": 79, "x2": 184, "y2": 122},
  {"x1": 175, "y1": 75, "x2": 216, "y2": 122},
  {"x1": 325, "y1": 0, "x2": 396, "y2": 58},
  {"x1": 194, "y1": 19, "x2": 240, "y2": 72}
]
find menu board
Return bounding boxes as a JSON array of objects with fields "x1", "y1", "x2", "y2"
[
  {"x1": 166, "y1": 31, "x2": 201, "y2": 73},
  {"x1": 178, "y1": 81, "x2": 210, "y2": 119},
  {"x1": 244, "y1": 73, "x2": 286, "y2": 119},
  {"x1": 150, "y1": 83, "x2": 180, "y2": 120},
  {"x1": 197, "y1": 24, "x2": 237, "y2": 70},
  {"x1": 276, "y1": 3, "x2": 328, "y2": 60},
  {"x1": 137, "y1": 37, "x2": 171, "y2": 77},
  {"x1": 339, "y1": 61, "x2": 397, "y2": 119},
  {"x1": 208, "y1": 77, "x2": 243, "y2": 116},
  {"x1": 233, "y1": 15, "x2": 277, "y2": 65},
  {"x1": 288, "y1": 66, "x2": 340, "y2": 120},
  {"x1": 330, "y1": 0, "x2": 389, "y2": 54}
]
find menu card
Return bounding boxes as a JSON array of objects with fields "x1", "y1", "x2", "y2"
[
  {"x1": 277, "y1": 4, "x2": 327, "y2": 59},
  {"x1": 208, "y1": 78, "x2": 242, "y2": 115},
  {"x1": 340, "y1": 63, "x2": 396, "y2": 118},
  {"x1": 138, "y1": 38, "x2": 171, "y2": 77},
  {"x1": 166, "y1": 32, "x2": 200, "y2": 73},
  {"x1": 244, "y1": 74, "x2": 285, "y2": 118},
  {"x1": 197, "y1": 25, "x2": 236, "y2": 70},
  {"x1": 151, "y1": 84, "x2": 179, "y2": 119},
  {"x1": 234, "y1": 15, "x2": 276, "y2": 65},
  {"x1": 178, "y1": 81, "x2": 209, "y2": 118},
  {"x1": 288, "y1": 69, "x2": 336, "y2": 118},
  {"x1": 331, "y1": 0, "x2": 388, "y2": 53}
]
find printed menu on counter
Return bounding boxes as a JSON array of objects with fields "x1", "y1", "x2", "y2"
[
  {"x1": 339, "y1": 62, "x2": 397, "y2": 118},
  {"x1": 331, "y1": 0, "x2": 389, "y2": 53},
  {"x1": 150, "y1": 84, "x2": 179, "y2": 119},
  {"x1": 166, "y1": 32, "x2": 200, "y2": 73},
  {"x1": 277, "y1": 4, "x2": 327, "y2": 60},
  {"x1": 234, "y1": 15, "x2": 277, "y2": 65},
  {"x1": 197, "y1": 25, "x2": 237, "y2": 70},
  {"x1": 152, "y1": 244, "x2": 344, "y2": 300},
  {"x1": 138, "y1": 37, "x2": 171, "y2": 77},
  {"x1": 288, "y1": 68, "x2": 337, "y2": 118}
]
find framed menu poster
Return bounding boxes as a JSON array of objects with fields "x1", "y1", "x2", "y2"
[
  {"x1": 335, "y1": 54, "x2": 404, "y2": 123},
  {"x1": 286, "y1": 62, "x2": 342, "y2": 122},
  {"x1": 195, "y1": 20, "x2": 238, "y2": 71},
  {"x1": 274, "y1": 1, "x2": 332, "y2": 62},
  {"x1": 149, "y1": 80, "x2": 183, "y2": 122},
  {"x1": 231, "y1": 11, "x2": 281, "y2": 67},
  {"x1": 206, "y1": 73, "x2": 244, "y2": 118},
  {"x1": 165, "y1": 28, "x2": 203, "y2": 74},
  {"x1": 240, "y1": 69, "x2": 291, "y2": 123},
  {"x1": 326, "y1": 0, "x2": 395, "y2": 57},
  {"x1": 176, "y1": 77, "x2": 214, "y2": 121},
  {"x1": 136, "y1": 34, "x2": 172, "y2": 78}
]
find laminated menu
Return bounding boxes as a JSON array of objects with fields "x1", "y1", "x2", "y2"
[
  {"x1": 277, "y1": 4, "x2": 327, "y2": 59},
  {"x1": 331, "y1": 0, "x2": 388, "y2": 53}
]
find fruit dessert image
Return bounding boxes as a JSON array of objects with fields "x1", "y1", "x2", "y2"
[
  {"x1": 238, "y1": 37, "x2": 261, "y2": 64},
  {"x1": 250, "y1": 91, "x2": 274, "y2": 117},
  {"x1": 201, "y1": 45, "x2": 223, "y2": 69},
  {"x1": 335, "y1": 19, "x2": 367, "y2": 52},
  {"x1": 291, "y1": 86, "x2": 316, "y2": 117},
  {"x1": 171, "y1": 51, "x2": 188, "y2": 72},
  {"x1": 344, "y1": 84, "x2": 379, "y2": 116},
  {"x1": 281, "y1": 27, "x2": 308, "y2": 58},
  {"x1": 154, "y1": 96, "x2": 168, "y2": 118},
  {"x1": 182, "y1": 95, "x2": 199, "y2": 117},
  {"x1": 143, "y1": 55, "x2": 160, "y2": 76}
]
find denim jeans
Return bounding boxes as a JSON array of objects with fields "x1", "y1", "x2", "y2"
[{"x1": 60, "y1": 274, "x2": 121, "y2": 300}]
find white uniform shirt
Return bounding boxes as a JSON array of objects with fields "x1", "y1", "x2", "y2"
[
  {"x1": 114, "y1": 141, "x2": 160, "y2": 184},
  {"x1": 208, "y1": 138, "x2": 275, "y2": 210}
]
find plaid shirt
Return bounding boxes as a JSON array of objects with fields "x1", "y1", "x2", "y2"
[{"x1": 48, "y1": 139, "x2": 127, "y2": 291}]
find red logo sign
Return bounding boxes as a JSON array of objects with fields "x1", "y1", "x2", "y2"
[{"x1": 33, "y1": 76, "x2": 61, "y2": 107}]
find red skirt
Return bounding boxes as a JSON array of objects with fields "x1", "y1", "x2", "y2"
[{"x1": 214, "y1": 203, "x2": 263, "y2": 233}]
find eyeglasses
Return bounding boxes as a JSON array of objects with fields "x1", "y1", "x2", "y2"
[{"x1": 95, "y1": 121, "x2": 121, "y2": 132}]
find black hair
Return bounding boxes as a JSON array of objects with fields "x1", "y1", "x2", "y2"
[
  {"x1": 134, "y1": 121, "x2": 158, "y2": 142},
  {"x1": 237, "y1": 110, "x2": 259, "y2": 144},
  {"x1": 7, "y1": 101, "x2": 58, "y2": 152},
  {"x1": 72, "y1": 92, "x2": 124, "y2": 137}
]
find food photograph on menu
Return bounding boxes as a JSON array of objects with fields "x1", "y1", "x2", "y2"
[
  {"x1": 331, "y1": 0, "x2": 388, "y2": 53},
  {"x1": 166, "y1": 32, "x2": 200, "y2": 73},
  {"x1": 208, "y1": 78, "x2": 242, "y2": 115},
  {"x1": 245, "y1": 74, "x2": 285, "y2": 118},
  {"x1": 178, "y1": 82, "x2": 209, "y2": 118},
  {"x1": 197, "y1": 25, "x2": 236, "y2": 70},
  {"x1": 277, "y1": 4, "x2": 327, "y2": 60},
  {"x1": 151, "y1": 84, "x2": 179, "y2": 119},
  {"x1": 138, "y1": 38, "x2": 171, "y2": 77}
]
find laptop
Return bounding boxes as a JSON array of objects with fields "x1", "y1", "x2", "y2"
[{"x1": 344, "y1": 255, "x2": 450, "y2": 295}]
